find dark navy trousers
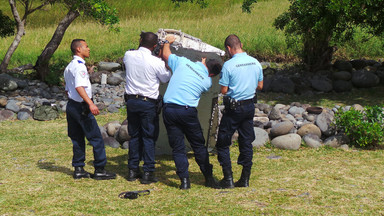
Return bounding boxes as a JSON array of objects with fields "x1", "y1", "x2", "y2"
[
  {"x1": 162, "y1": 103, "x2": 213, "y2": 179},
  {"x1": 66, "y1": 99, "x2": 107, "y2": 168},
  {"x1": 126, "y1": 99, "x2": 157, "y2": 172},
  {"x1": 216, "y1": 102, "x2": 255, "y2": 171}
]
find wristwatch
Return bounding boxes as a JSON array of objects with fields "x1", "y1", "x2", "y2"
[{"x1": 164, "y1": 40, "x2": 169, "y2": 44}]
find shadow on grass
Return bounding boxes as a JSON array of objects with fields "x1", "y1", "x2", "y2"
[
  {"x1": 37, "y1": 161, "x2": 73, "y2": 177},
  {"x1": 106, "y1": 153, "x2": 211, "y2": 188}
]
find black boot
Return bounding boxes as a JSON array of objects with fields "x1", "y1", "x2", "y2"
[
  {"x1": 127, "y1": 168, "x2": 142, "y2": 181},
  {"x1": 140, "y1": 172, "x2": 158, "y2": 184},
  {"x1": 179, "y1": 177, "x2": 191, "y2": 190},
  {"x1": 93, "y1": 167, "x2": 116, "y2": 180},
  {"x1": 204, "y1": 175, "x2": 220, "y2": 189},
  {"x1": 73, "y1": 167, "x2": 90, "y2": 179},
  {"x1": 234, "y1": 168, "x2": 251, "y2": 187},
  {"x1": 219, "y1": 168, "x2": 234, "y2": 189}
]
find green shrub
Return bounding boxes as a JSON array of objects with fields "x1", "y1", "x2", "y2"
[{"x1": 334, "y1": 105, "x2": 384, "y2": 148}]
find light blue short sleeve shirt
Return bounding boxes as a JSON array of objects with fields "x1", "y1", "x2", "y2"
[
  {"x1": 219, "y1": 52, "x2": 263, "y2": 101},
  {"x1": 163, "y1": 54, "x2": 212, "y2": 107}
]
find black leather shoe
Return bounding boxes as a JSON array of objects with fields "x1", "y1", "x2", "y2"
[
  {"x1": 219, "y1": 168, "x2": 235, "y2": 189},
  {"x1": 179, "y1": 177, "x2": 191, "y2": 190},
  {"x1": 73, "y1": 167, "x2": 90, "y2": 179},
  {"x1": 140, "y1": 172, "x2": 158, "y2": 184},
  {"x1": 205, "y1": 176, "x2": 220, "y2": 189},
  {"x1": 127, "y1": 168, "x2": 142, "y2": 181},
  {"x1": 92, "y1": 168, "x2": 116, "y2": 180}
]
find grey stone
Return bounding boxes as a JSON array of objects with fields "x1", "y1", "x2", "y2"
[
  {"x1": 107, "y1": 76, "x2": 124, "y2": 86},
  {"x1": 315, "y1": 112, "x2": 334, "y2": 137},
  {"x1": 303, "y1": 134, "x2": 323, "y2": 148},
  {"x1": 334, "y1": 60, "x2": 353, "y2": 72},
  {"x1": 333, "y1": 71, "x2": 352, "y2": 81},
  {"x1": 16, "y1": 80, "x2": 28, "y2": 88},
  {"x1": 310, "y1": 78, "x2": 333, "y2": 92},
  {"x1": 271, "y1": 133, "x2": 302, "y2": 150},
  {"x1": 105, "y1": 121, "x2": 121, "y2": 137},
  {"x1": 17, "y1": 111, "x2": 31, "y2": 120},
  {"x1": 99, "y1": 126, "x2": 109, "y2": 139},
  {"x1": 288, "y1": 106, "x2": 305, "y2": 116},
  {"x1": 351, "y1": 104, "x2": 364, "y2": 111},
  {"x1": 252, "y1": 127, "x2": 269, "y2": 148},
  {"x1": 5, "y1": 100, "x2": 20, "y2": 113},
  {"x1": 324, "y1": 134, "x2": 349, "y2": 147},
  {"x1": 0, "y1": 110, "x2": 15, "y2": 121},
  {"x1": 268, "y1": 106, "x2": 281, "y2": 120},
  {"x1": 0, "y1": 74, "x2": 18, "y2": 91},
  {"x1": 122, "y1": 141, "x2": 129, "y2": 149},
  {"x1": 107, "y1": 104, "x2": 120, "y2": 113},
  {"x1": 98, "y1": 61, "x2": 121, "y2": 72},
  {"x1": 116, "y1": 124, "x2": 130, "y2": 143},
  {"x1": 352, "y1": 70, "x2": 380, "y2": 88},
  {"x1": 104, "y1": 137, "x2": 120, "y2": 148},
  {"x1": 350, "y1": 59, "x2": 367, "y2": 70},
  {"x1": 270, "y1": 121, "x2": 294, "y2": 137},
  {"x1": 333, "y1": 80, "x2": 353, "y2": 92},
  {"x1": 297, "y1": 123, "x2": 322, "y2": 138},
  {"x1": 271, "y1": 77, "x2": 295, "y2": 94}
]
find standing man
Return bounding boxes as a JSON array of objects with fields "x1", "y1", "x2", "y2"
[
  {"x1": 216, "y1": 34, "x2": 263, "y2": 188},
  {"x1": 123, "y1": 32, "x2": 171, "y2": 184},
  {"x1": 64, "y1": 39, "x2": 116, "y2": 180},
  {"x1": 161, "y1": 35, "x2": 222, "y2": 190}
]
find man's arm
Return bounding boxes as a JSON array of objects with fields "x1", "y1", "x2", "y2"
[
  {"x1": 257, "y1": 80, "x2": 263, "y2": 91},
  {"x1": 221, "y1": 86, "x2": 228, "y2": 95},
  {"x1": 75, "y1": 86, "x2": 100, "y2": 115},
  {"x1": 161, "y1": 35, "x2": 176, "y2": 63}
]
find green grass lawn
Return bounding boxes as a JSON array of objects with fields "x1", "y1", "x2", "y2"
[{"x1": 1, "y1": 107, "x2": 384, "y2": 215}]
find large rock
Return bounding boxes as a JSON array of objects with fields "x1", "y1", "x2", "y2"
[
  {"x1": 333, "y1": 80, "x2": 353, "y2": 92},
  {"x1": 105, "y1": 121, "x2": 121, "y2": 137},
  {"x1": 303, "y1": 134, "x2": 323, "y2": 148},
  {"x1": 271, "y1": 77, "x2": 295, "y2": 94},
  {"x1": 252, "y1": 127, "x2": 269, "y2": 148},
  {"x1": 310, "y1": 78, "x2": 333, "y2": 92},
  {"x1": 333, "y1": 71, "x2": 352, "y2": 81},
  {"x1": 324, "y1": 134, "x2": 349, "y2": 147},
  {"x1": 116, "y1": 124, "x2": 130, "y2": 143},
  {"x1": 268, "y1": 106, "x2": 282, "y2": 120},
  {"x1": 104, "y1": 137, "x2": 120, "y2": 148},
  {"x1": 270, "y1": 121, "x2": 294, "y2": 137},
  {"x1": 5, "y1": 100, "x2": 20, "y2": 113},
  {"x1": 297, "y1": 123, "x2": 321, "y2": 138},
  {"x1": 98, "y1": 62, "x2": 121, "y2": 72},
  {"x1": 0, "y1": 110, "x2": 15, "y2": 121},
  {"x1": 0, "y1": 74, "x2": 18, "y2": 91},
  {"x1": 334, "y1": 60, "x2": 353, "y2": 72},
  {"x1": 351, "y1": 70, "x2": 380, "y2": 88},
  {"x1": 271, "y1": 134, "x2": 302, "y2": 150},
  {"x1": 288, "y1": 106, "x2": 305, "y2": 116},
  {"x1": 315, "y1": 111, "x2": 334, "y2": 137}
]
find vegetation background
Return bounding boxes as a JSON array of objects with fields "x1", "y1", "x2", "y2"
[
  {"x1": 1, "y1": 0, "x2": 384, "y2": 70},
  {"x1": 1, "y1": 0, "x2": 384, "y2": 215}
]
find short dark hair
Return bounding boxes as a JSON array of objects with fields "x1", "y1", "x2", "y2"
[
  {"x1": 206, "y1": 59, "x2": 222, "y2": 76},
  {"x1": 71, "y1": 39, "x2": 85, "y2": 54},
  {"x1": 139, "y1": 32, "x2": 158, "y2": 49},
  {"x1": 224, "y1": 34, "x2": 241, "y2": 49}
]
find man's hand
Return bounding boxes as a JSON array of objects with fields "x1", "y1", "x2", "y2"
[
  {"x1": 165, "y1": 35, "x2": 176, "y2": 44},
  {"x1": 89, "y1": 103, "x2": 100, "y2": 115}
]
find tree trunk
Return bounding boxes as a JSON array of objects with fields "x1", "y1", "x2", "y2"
[
  {"x1": 34, "y1": 9, "x2": 80, "y2": 81},
  {"x1": 0, "y1": 0, "x2": 25, "y2": 73},
  {"x1": 303, "y1": 37, "x2": 334, "y2": 72}
]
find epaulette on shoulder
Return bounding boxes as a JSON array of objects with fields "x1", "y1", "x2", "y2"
[{"x1": 77, "y1": 60, "x2": 84, "y2": 64}]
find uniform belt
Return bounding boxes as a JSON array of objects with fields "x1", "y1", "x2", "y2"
[
  {"x1": 126, "y1": 94, "x2": 156, "y2": 103},
  {"x1": 164, "y1": 103, "x2": 195, "y2": 109},
  {"x1": 237, "y1": 99, "x2": 254, "y2": 105},
  {"x1": 68, "y1": 98, "x2": 92, "y2": 104}
]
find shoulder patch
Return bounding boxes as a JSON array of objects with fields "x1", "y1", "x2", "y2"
[{"x1": 77, "y1": 60, "x2": 84, "y2": 64}]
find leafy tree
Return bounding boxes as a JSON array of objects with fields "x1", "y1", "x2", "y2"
[
  {"x1": 34, "y1": 0, "x2": 119, "y2": 81},
  {"x1": 0, "y1": 10, "x2": 16, "y2": 38},
  {"x1": 0, "y1": 0, "x2": 54, "y2": 73}
]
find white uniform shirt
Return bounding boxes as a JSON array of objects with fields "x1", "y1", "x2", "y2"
[
  {"x1": 124, "y1": 47, "x2": 171, "y2": 99},
  {"x1": 64, "y1": 55, "x2": 92, "y2": 102}
]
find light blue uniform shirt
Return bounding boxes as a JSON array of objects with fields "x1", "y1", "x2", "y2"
[
  {"x1": 163, "y1": 54, "x2": 211, "y2": 107},
  {"x1": 219, "y1": 52, "x2": 263, "y2": 101}
]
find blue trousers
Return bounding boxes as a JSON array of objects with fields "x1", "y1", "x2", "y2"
[
  {"x1": 163, "y1": 103, "x2": 213, "y2": 179},
  {"x1": 126, "y1": 99, "x2": 157, "y2": 172},
  {"x1": 216, "y1": 102, "x2": 255, "y2": 171},
  {"x1": 66, "y1": 99, "x2": 107, "y2": 168}
]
